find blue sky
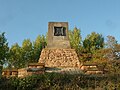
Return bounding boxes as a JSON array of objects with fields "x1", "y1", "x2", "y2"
[{"x1": 0, "y1": 0, "x2": 120, "y2": 46}]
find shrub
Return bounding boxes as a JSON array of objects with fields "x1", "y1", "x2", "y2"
[{"x1": 0, "y1": 73, "x2": 120, "y2": 90}]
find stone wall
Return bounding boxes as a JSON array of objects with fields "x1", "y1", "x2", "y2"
[
  {"x1": 39, "y1": 48, "x2": 80, "y2": 67},
  {"x1": 18, "y1": 68, "x2": 27, "y2": 78},
  {"x1": 18, "y1": 64, "x2": 45, "y2": 78}
]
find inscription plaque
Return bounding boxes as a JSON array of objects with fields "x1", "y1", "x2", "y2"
[{"x1": 54, "y1": 27, "x2": 66, "y2": 36}]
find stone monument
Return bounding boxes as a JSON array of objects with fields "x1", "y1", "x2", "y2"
[{"x1": 39, "y1": 22, "x2": 80, "y2": 68}]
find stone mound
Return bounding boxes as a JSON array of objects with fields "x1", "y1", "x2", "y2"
[{"x1": 39, "y1": 49, "x2": 80, "y2": 67}]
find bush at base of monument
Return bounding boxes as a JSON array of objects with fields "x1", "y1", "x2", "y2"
[{"x1": 0, "y1": 73, "x2": 120, "y2": 90}]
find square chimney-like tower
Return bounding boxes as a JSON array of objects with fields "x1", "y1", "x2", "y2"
[{"x1": 47, "y1": 22, "x2": 71, "y2": 49}]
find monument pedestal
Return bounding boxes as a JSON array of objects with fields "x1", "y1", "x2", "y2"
[{"x1": 39, "y1": 48, "x2": 80, "y2": 68}]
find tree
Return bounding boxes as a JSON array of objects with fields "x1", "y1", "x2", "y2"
[
  {"x1": 114, "y1": 44, "x2": 120, "y2": 60},
  {"x1": 83, "y1": 32, "x2": 104, "y2": 53},
  {"x1": 0, "y1": 32, "x2": 9, "y2": 65},
  {"x1": 69, "y1": 27, "x2": 82, "y2": 53},
  {"x1": 81, "y1": 32, "x2": 104, "y2": 62},
  {"x1": 106, "y1": 35, "x2": 117, "y2": 49},
  {"x1": 8, "y1": 43, "x2": 22, "y2": 68},
  {"x1": 8, "y1": 34, "x2": 47, "y2": 68},
  {"x1": 105, "y1": 35, "x2": 120, "y2": 60},
  {"x1": 21, "y1": 39, "x2": 33, "y2": 67},
  {"x1": 33, "y1": 35, "x2": 47, "y2": 62}
]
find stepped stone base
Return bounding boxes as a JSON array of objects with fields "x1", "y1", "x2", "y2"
[{"x1": 38, "y1": 49, "x2": 80, "y2": 67}]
